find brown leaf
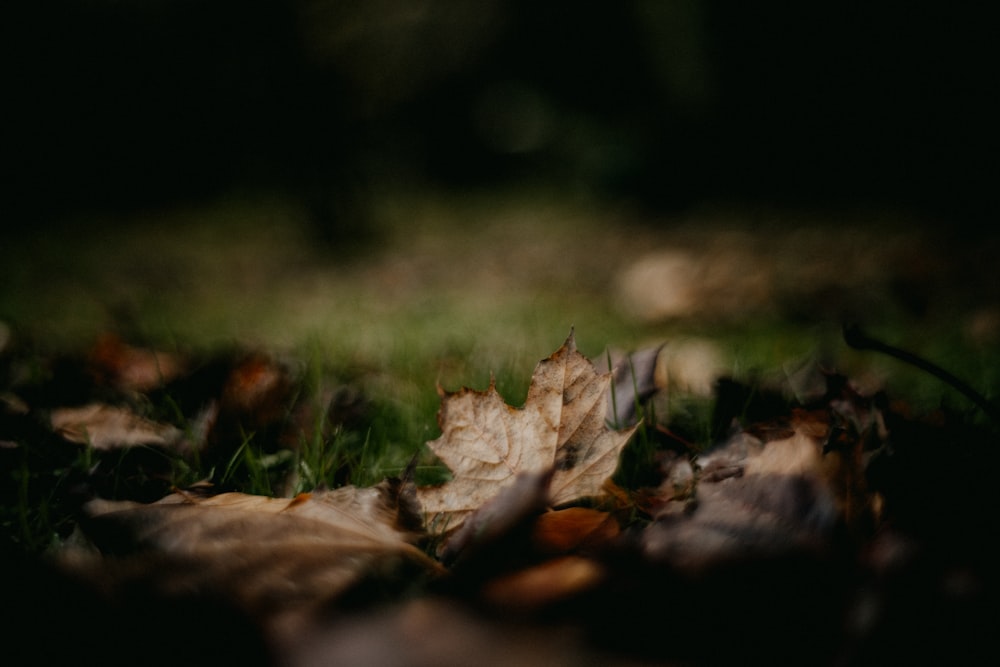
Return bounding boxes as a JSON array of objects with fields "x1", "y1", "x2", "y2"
[
  {"x1": 50, "y1": 403, "x2": 182, "y2": 450},
  {"x1": 643, "y1": 427, "x2": 840, "y2": 569},
  {"x1": 417, "y1": 331, "x2": 636, "y2": 534},
  {"x1": 83, "y1": 482, "x2": 429, "y2": 556},
  {"x1": 531, "y1": 507, "x2": 620, "y2": 554},
  {"x1": 219, "y1": 353, "x2": 293, "y2": 418},
  {"x1": 479, "y1": 555, "x2": 605, "y2": 611},
  {"x1": 88, "y1": 333, "x2": 185, "y2": 393},
  {"x1": 286, "y1": 597, "x2": 611, "y2": 667},
  {"x1": 73, "y1": 481, "x2": 441, "y2": 636},
  {"x1": 437, "y1": 469, "x2": 553, "y2": 564}
]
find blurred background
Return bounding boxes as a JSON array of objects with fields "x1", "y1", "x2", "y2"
[
  {"x1": 2, "y1": 0, "x2": 998, "y2": 400},
  {"x1": 5, "y1": 0, "x2": 997, "y2": 230}
]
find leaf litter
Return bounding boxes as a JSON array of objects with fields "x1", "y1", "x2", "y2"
[{"x1": 2, "y1": 328, "x2": 999, "y2": 666}]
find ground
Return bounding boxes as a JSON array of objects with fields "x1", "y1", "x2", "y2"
[{"x1": 2, "y1": 186, "x2": 998, "y2": 665}]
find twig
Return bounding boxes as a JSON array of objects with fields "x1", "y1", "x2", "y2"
[{"x1": 843, "y1": 323, "x2": 1000, "y2": 422}]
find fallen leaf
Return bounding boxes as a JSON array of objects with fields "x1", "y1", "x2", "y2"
[
  {"x1": 479, "y1": 555, "x2": 605, "y2": 611},
  {"x1": 69, "y1": 479, "x2": 441, "y2": 638},
  {"x1": 417, "y1": 331, "x2": 636, "y2": 534},
  {"x1": 286, "y1": 597, "x2": 610, "y2": 667},
  {"x1": 531, "y1": 507, "x2": 620, "y2": 554},
  {"x1": 219, "y1": 352, "x2": 294, "y2": 419},
  {"x1": 437, "y1": 469, "x2": 553, "y2": 565},
  {"x1": 50, "y1": 403, "x2": 182, "y2": 450},
  {"x1": 206, "y1": 352, "x2": 297, "y2": 451},
  {"x1": 643, "y1": 427, "x2": 840, "y2": 569},
  {"x1": 81, "y1": 480, "x2": 430, "y2": 556},
  {"x1": 87, "y1": 333, "x2": 185, "y2": 393}
]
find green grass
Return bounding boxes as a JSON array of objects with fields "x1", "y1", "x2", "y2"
[{"x1": 3, "y1": 186, "x2": 998, "y2": 557}]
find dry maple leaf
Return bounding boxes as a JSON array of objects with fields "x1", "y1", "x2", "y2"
[{"x1": 417, "y1": 331, "x2": 637, "y2": 534}]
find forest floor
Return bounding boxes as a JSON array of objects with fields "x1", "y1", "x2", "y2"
[{"x1": 2, "y1": 187, "x2": 998, "y2": 665}]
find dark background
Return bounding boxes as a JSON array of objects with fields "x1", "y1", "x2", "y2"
[{"x1": 4, "y1": 1, "x2": 997, "y2": 233}]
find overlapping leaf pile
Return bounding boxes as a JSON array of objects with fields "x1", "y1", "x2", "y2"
[{"x1": 2, "y1": 329, "x2": 998, "y2": 666}]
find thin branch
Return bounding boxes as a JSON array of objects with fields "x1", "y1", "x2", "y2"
[{"x1": 843, "y1": 323, "x2": 1000, "y2": 422}]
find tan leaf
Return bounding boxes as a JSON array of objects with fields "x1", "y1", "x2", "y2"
[
  {"x1": 50, "y1": 403, "x2": 182, "y2": 450},
  {"x1": 417, "y1": 331, "x2": 636, "y2": 534},
  {"x1": 84, "y1": 481, "x2": 428, "y2": 555},
  {"x1": 74, "y1": 481, "x2": 441, "y2": 635}
]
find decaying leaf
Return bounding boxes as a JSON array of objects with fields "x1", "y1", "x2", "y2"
[
  {"x1": 70, "y1": 480, "x2": 441, "y2": 636},
  {"x1": 417, "y1": 331, "x2": 636, "y2": 534},
  {"x1": 50, "y1": 403, "x2": 182, "y2": 450},
  {"x1": 84, "y1": 482, "x2": 425, "y2": 551},
  {"x1": 437, "y1": 469, "x2": 554, "y2": 565},
  {"x1": 642, "y1": 425, "x2": 841, "y2": 569}
]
